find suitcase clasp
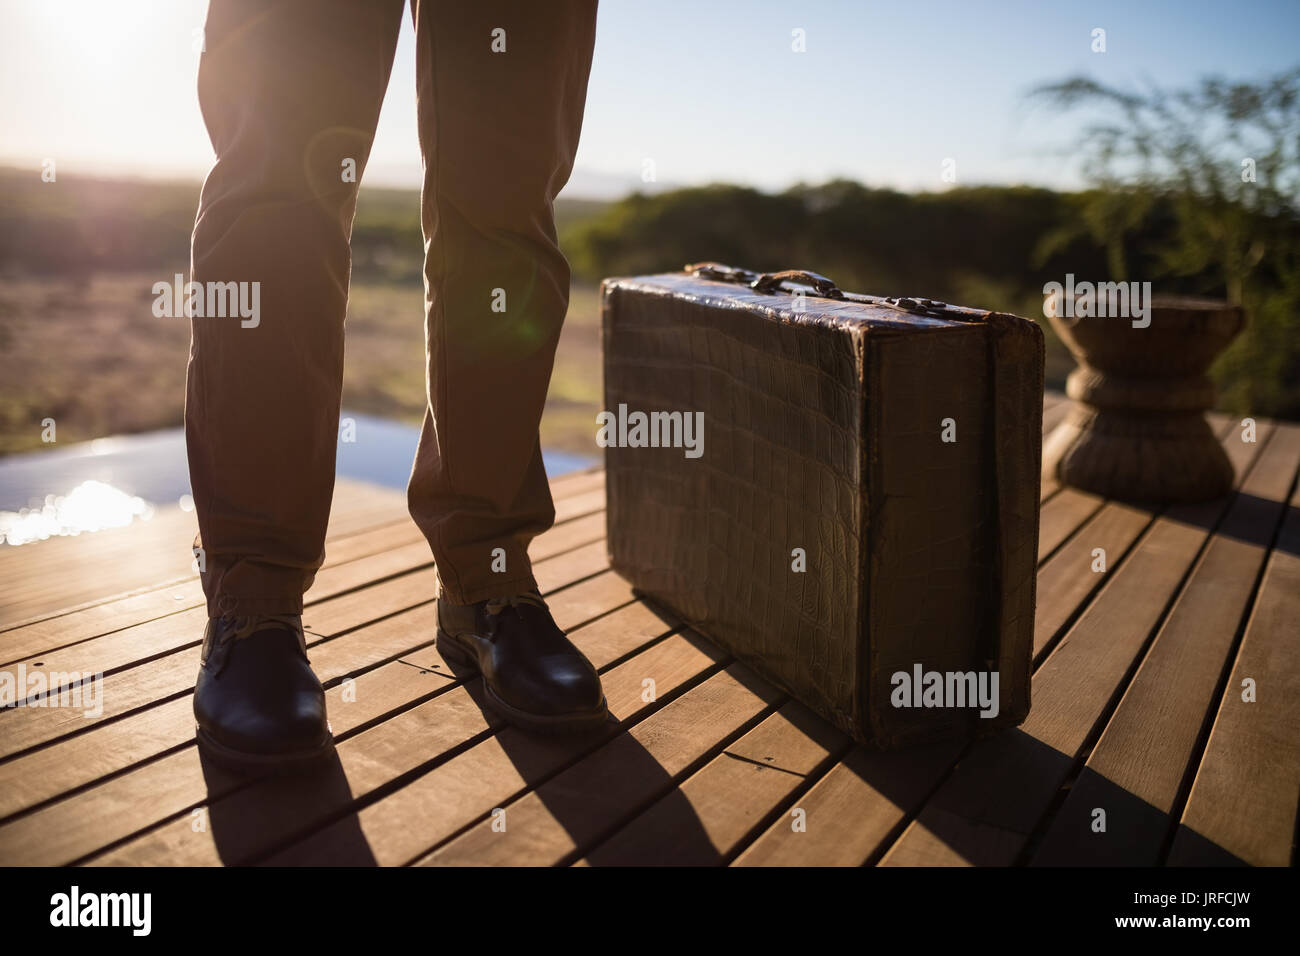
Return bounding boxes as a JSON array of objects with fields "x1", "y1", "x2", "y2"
[
  {"x1": 684, "y1": 263, "x2": 984, "y2": 320},
  {"x1": 879, "y1": 296, "x2": 985, "y2": 321}
]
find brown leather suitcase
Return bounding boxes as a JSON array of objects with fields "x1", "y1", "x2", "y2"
[{"x1": 600, "y1": 263, "x2": 1044, "y2": 747}]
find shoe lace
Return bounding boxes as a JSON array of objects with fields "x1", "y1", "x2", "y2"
[
  {"x1": 484, "y1": 591, "x2": 548, "y2": 617},
  {"x1": 206, "y1": 613, "x2": 306, "y2": 675},
  {"x1": 220, "y1": 612, "x2": 305, "y2": 644}
]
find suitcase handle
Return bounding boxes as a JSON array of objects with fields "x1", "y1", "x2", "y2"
[
  {"x1": 685, "y1": 262, "x2": 846, "y2": 300},
  {"x1": 751, "y1": 269, "x2": 845, "y2": 300},
  {"x1": 684, "y1": 262, "x2": 978, "y2": 320}
]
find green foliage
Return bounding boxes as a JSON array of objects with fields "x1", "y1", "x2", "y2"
[
  {"x1": 0, "y1": 168, "x2": 198, "y2": 278},
  {"x1": 6, "y1": 65, "x2": 1299, "y2": 429},
  {"x1": 1032, "y1": 68, "x2": 1300, "y2": 419},
  {"x1": 563, "y1": 180, "x2": 1109, "y2": 306},
  {"x1": 563, "y1": 184, "x2": 803, "y2": 280},
  {"x1": 561, "y1": 181, "x2": 1116, "y2": 393}
]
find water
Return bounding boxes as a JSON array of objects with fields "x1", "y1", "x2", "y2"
[{"x1": 0, "y1": 411, "x2": 595, "y2": 546}]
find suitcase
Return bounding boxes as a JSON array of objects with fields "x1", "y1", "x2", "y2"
[{"x1": 600, "y1": 263, "x2": 1044, "y2": 747}]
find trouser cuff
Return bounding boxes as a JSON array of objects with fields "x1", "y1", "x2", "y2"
[
  {"x1": 207, "y1": 591, "x2": 306, "y2": 619},
  {"x1": 437, "y1": 571, "x2": 540, "y2": 606}
]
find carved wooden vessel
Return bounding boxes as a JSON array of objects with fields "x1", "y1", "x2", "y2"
[{"x1": 1042, "y1": 293, "x2": 1245, "y2": 503}]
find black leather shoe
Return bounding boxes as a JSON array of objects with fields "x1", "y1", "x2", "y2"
[
  {"x1": 193, "y1": 613, "x2": 334, "y2": 774},
  {"x1": 436, "y1": 591, "x2": 608, "y2": 734}
]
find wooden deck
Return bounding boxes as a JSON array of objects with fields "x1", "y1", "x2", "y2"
[{"x1": 1, "y1": 392, "x2": 1297, "y2": 867}]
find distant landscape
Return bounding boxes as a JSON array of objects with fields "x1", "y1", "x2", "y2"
[
  {"x1": 2, "y1": 132, "x2": 1297, "y2": 456},
  {"x1": 0, "y1": 167, "x2": 613, "y2": 456}
]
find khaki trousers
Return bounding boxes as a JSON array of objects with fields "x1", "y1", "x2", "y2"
[{"x1": 186, "y1": 0, "x2": 597, "y2": 617}]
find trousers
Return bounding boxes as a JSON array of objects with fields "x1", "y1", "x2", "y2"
[{"x1": 186, "y1": 0, "x2": 598, "y2": 616}]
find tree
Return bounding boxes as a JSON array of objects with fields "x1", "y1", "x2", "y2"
[{"x1": 1031, "y1": 69, "x2": 1300, "y2": 417}]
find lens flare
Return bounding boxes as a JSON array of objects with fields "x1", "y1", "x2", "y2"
[{"x1": 0, "y1": 480, "x2": 154, "y2": 546}]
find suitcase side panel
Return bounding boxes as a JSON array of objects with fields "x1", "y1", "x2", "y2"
[
  {"x1": 863, "y1": 318, "x2": 1043, "y2": 747},
  {"x1": 985, "y1": 313, "x2": 1045, "y2": 728},
  {"x1": 863, "y1": 324, "x2": 998, "y2": 746}
]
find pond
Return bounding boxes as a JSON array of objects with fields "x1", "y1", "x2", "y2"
[{"x1": 0, "y1": 412, "x2": 595, "y2": 546}]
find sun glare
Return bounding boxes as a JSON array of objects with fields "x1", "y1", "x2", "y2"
[{"x1": 0, "y1": 480, "x2": 154, "y2": 546}]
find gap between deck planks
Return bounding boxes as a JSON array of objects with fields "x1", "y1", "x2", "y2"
[
  {"x1": 1167, "y1": 455, "x2": 1300, "y2": 866},
  {"x1": 0, "y1": 470, "x2": 609, "y2": 811},
  {"x1": 3, "y1": 400, "x2": 1294, "y2": 867},
  {"x1": 1, "y1": 403, "x2": 1062, "y2": 864},
  {"x1": 0, "y1": 468, "x2": 606, "y2": 636},
  {"x1": 735, "y1": 416, "x2": 1296, "y2": 867},
  {"x1": 868, "y1": 421, "x2": 1296, "y2": 868},
  {"x1": 0, "y1": 473, "x2": 623, "y2": 863},
  {"x1": 1027, "y1": 425, "x2": 1300, "y2": 866},
  {"x1": 0, "y1": 478, "x2": 433, "y2": 629},
  {"x1": 0, "y1": 395, "x2": 1206, "y2": 868}
]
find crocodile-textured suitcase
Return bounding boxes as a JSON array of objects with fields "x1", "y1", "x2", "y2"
[{"x1": 600, "y1": 263, "x2": 1044, "y2": 747}]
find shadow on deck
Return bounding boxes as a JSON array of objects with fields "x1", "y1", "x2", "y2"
[{"x1": 0, "y1": 393, "x2": 1296, "y2": 866}]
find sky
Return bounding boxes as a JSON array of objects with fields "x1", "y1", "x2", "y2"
[{"x1": 2, "y1": 0, "x2": 1299, "y2": 197}]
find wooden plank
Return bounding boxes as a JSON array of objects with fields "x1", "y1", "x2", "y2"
[
  {"x1": 540, "y1": 570, "x2": 636, "y2": 626},
  {"x1": 1, "y1": 509, "x2": 608, "y2": 706},
  {"x1": 1168, "y1": 428, "x2": 1300, "y2": 867},
  {"x1": 300, "y1": 481, "x2": 410, "y2": 538},
  {"x1": 1039, "y1": 404, "x2": 1068, "y2": 438},
  {"x1": 732, "y1": 740, "x2": 964, "y2": 866},
  {"x1": 263, "y1": 630, "x2": 726, "y2": 866},
  {"x1": 11, "y1": 396, "x2": 1294, "y2": 867},
  {"x1": 730, "y1": 422, "x2": 1265, "y2": 868},
  {"x1": 87, "y1": 617, "x2": 716, "y2": 867},
  {"x1": 547, "y1": 467, "x2": 604, "y2": 500},
  {"x1": 1036, "y1": 488, "x2": 1103, "y2": 563},
  {"x1": 553, "y1": 488, "x2": 605, "y2": 524},
  {"x1": 1041, "y1": 392, "x2": 1068, "y2": 420},
  {"x1": 576, "y1": 700, "x2": 850, "y2": 865},
  {"x1": 0, "y1": 571, "x2": 651, "y2": 865},
  {"x1": 0, "y1": 580, "x2": 205, "y2": 666},
  {"x1": 0, "y1": 600, "x2": 448, "y2": 820},
  {"x1": 415, "y1": 663, "x2": 782, "y2": 867},
  {"x1": 1028, "y1": 421, "x2": 1247, "y2": 663},
  {"x1": 0, "y1": 527, "x2": 617, "y2": 760},
  {"x1": 0, "y1": 489, "x2": 602, "y2": 670},
  {"x1": 0, "y1": 467, "x2": 602, "y2": 635},
  {"x1": 0, "y1": 478, "x2": 408, "y2": 628},
  {"x1": 874, "y1": 425, "x2": 1274, "y2": 866},
  {"x1": 0, "y1": 651, "x2": 195, "y2": 761},
  {"x1": 1031, "y1": 501, "x2": 1153, "y2": 661},
  {"x1": 1029, "y1": 424, "x2": 1300, "y2": 865},
  {"x1": 1038, "y1": 394, "x2": 1068, "y2": 504},
  {"x1": 0, "y1": 508, "x2": 604, "y2": 669},
  {"x1": 0, "y1": 509, "x2": 200, "y2": 628}
]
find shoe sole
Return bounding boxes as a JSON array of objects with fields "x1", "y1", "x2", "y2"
[
  {"x1": 435, "y1": 629, "x2": 610, "y2": 735},
  {"x1": 195, "y1": 725, "x2": 336, "y2": 776}
]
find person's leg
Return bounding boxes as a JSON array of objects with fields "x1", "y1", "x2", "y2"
[
  {"x1": 188, "y1": 0, "x2": 404, "y2": 773},
  {"x1": 188, "y1": 0, "x2": 405, "y2": 619},
  {"x1": 407, "y1": 0, "x2": 599, "y2": 605}
]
